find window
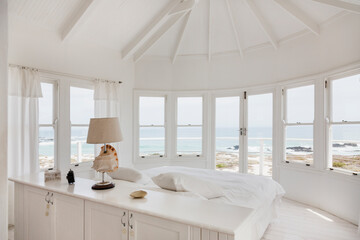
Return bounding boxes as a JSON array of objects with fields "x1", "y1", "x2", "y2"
[
  {"x1": 70, "y1": 86, "x2": 94, "y2": 165},
  {"x1": 215, "y1": 97, "x2": 240, "y2": 172},
  {"x1": 247, "y1": 93, "x2": 273, "y2": 176},
  {"x1": 139, "y1": 96, "x2": 166, "y2": 157},
  {"x1": 177, "y1": 97, "x2": 203, "y2": 156},
  {"x1": 329, "y1": 74, "x2": 360, "y2": 173},
  {"x1": 39, "y1": 82, "x2": 57, "y2": 170},
  {"x1": 284, "y1": 84, "x2": 314, "y2": 165}
]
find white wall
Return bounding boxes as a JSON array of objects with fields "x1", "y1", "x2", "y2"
[
  {"x1": 134, "y1": 13, "x2": 360, "y2": 226},
  {"x1": 0, "y1": 0, "x2": 8, "y2": 239}
]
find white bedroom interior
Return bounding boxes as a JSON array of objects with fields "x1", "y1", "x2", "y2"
[{"x1": 0, "y1": 0, "x2": 360, "y2": 239}]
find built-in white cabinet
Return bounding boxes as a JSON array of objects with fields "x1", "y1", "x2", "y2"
[
  {"x1": 14, "y1": 182, "x2": 235, "y2": 240},
  {"x1": 85, "y1": 201, "x2": 128, "y2": 240},
  {"x1": 22, "y1": 186, "x2": 84, "y2": 240},
  {"x1": 128, "y1": 211, "x2": 190, "y2": 240}
]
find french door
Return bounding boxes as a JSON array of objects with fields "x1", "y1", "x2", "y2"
[
  {"x1": 245, "y1": 91, "x2": 273, "y2": 176},
  {"x1": 214, "y1": 90, "x2": 274, "y2": 177}
]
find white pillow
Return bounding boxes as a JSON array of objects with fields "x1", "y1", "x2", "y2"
[
  {"x1": 108, "y1": 167, "x2": 150, "y2": 184},
  {"x1": 151, "y1": 172, "x2": 224, "y2": 199}
]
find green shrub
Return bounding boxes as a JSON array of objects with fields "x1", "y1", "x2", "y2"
[
  {"x1": 333, "y1": 161, "x2": 345, "y2": 168},
  {"x1": 216, "y1": 163, "x2": 227, "y2": 168}
]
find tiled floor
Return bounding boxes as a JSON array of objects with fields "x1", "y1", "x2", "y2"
[{"x1": 8, "y1": 198, "x2": 359, "y2": 240}]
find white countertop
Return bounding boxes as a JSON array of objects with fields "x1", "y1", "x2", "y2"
[{"x1": 9, "y1": 174, "x2": 255, "y2": 236}]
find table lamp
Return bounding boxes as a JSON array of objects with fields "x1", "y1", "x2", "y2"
[{"x1": 87, "y1": 117, "x2": 123, "y2": 190}]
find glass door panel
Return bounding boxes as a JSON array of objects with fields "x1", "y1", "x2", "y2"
[
  {"x1": 247, "y1": 93, "x2": 273, "y2": 176},
  {"x1": 215, "y1": 97, "x2": 240, "y2": 172}
]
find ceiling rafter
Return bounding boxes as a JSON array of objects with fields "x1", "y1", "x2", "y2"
[
  {"x1": 244, "y1": 0, "x2": 278, "y2": 50},
  {"x1": 273, "y1": 0, "x2": 320, "y2": 35},
  {"x1": 225, "y1": 0, "x2": 244, "y2": 58},
  {"x1": 208, "y1": 0, "x2": 212, "y2": 62},
  {"x1": 134, "y1": 11, "x2": 189, "y2": 62},
  {"x1": 170, "y1": 0, "x2": 197, "y2": 15},
  {"x1": 172, "y1": 11, "x2": 192, "y2": 64},
  {"x1": 61, "y1": 0, "x2": 100, "y2": 41},
  {"x1": 121, "y1": 0, "x2": 183, "y2": 60},
  {"x1": 311, "y1": 0, "x2": 360, "y2": 14}
]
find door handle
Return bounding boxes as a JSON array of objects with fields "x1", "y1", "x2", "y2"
[
  {"x1": 129, "y1": 213, "x2": 133, "y2": 230},
  {"x1": 45, "y1": 192, "x2": 50, "y2": 203},
  {"x1": 49, "y1": 193, "x2": 54, "y2": 205},
  {"x1": 121, "y1": 212, "x2": 126, "y2": 227}
]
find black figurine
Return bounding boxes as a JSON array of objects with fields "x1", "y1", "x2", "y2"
[{"x1": 66, "y1": 169, "x2": 75, "y2": 184}]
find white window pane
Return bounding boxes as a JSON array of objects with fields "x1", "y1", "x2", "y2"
[
  {"x1": 287, "y1": 85, "x2": 314, "y2": 123},
  {"x1": 39, "y1": 83, "x2": 53, "y2": 124},
  {"x1": 248, "y1": 93, "x2": 273, "y2": 176},
  {"x1": 39, "y1": 127, "x2": 54, "y2": 169},
  {"x1": 139, "y1": 127, "x2": 165, "y2": 156},
  {"x1": 286, "y1": 125, "x2": 313, "y2": 164},
  {"x1": 177, "y1": 127, "x2": 202, "y2": 155},
  {"x1": 332, "y1": 74, "x2": 360, "y2": 122},
  {"x1": 70, "y1": 87, "x2": 94, "y2": 124},
  {"x1": 177, "y1": 97, "x2": 202, "y2": 125},
  {"x1": 139, "y1": 97, "x2": 165, "y2": 125},
  {"x1": 331, "y1": 124, "x2": 360, "y2": 172},
  {"x1": 71, "y1": 127, "x2": 94, "y2": 164},
  {"x1": 215, "y1": 97, "x2": 240, "y2": 172}
]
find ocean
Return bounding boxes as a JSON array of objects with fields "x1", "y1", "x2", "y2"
[{"x1": 39, "y1": 126, "x2": 360, "y2": 157}]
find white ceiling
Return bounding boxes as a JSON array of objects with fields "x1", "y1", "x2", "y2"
[{"x1": 8, "y1": 0, "x2": 360, "y2": 62}]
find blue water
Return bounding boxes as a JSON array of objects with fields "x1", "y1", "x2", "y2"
[{"x1": 39, "y1": 126, "x2": 360, "y2": 156}]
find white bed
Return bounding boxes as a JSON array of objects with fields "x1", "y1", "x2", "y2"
[{"x1": 130, "y1": 166, "x2": 286, "y2": 240}]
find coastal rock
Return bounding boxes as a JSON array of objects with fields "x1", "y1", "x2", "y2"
[{"x1": 286, "y1": 146, "x2": 312, "y2": 152}]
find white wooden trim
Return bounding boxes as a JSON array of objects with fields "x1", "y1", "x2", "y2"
[
  {"x1": 311, "y1": 0, "x2": 360, "y2": 14},
  {"x1": 208, "y1": 0, "x2": 212, "y2": 62},
  {"x1": 225, "y1": 0, "x2": 244, "y2": 58},
  {"x1": 244, "y1": 0, "x2": 278, "y2": 49},
  {"x1": 172, "y1": 11, "x2": 192, "y2": 64},
  {"x1": 61, "y1": 0, "x2": 100, "y2": 41},
  {"x1": 272, "y1": 0, "x2": 320, "y2": 35},
  {"x1": 134, "y1": 11, "x2": 188, "y2": 62},
  {"x1": 121, "y1": 0, "x2": 181, "y2": 59}
]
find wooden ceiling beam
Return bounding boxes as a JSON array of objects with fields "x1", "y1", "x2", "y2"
[
  {"x1": 134, "y1": 12, "x2": 188, "y2": 62},
  {"x1": 61, "y1": 0, "x2": 100, "y2": 41},
  {"x1": 311, "y1": 0, "x2": 360, "y2": 14},
  {"x1": 208, "y1": 0, "x2": 212, "y2": 62},
  {"x1": 244, "y1": 0, "x2": 278, "y2": 50},
  {"x1": 273, "y1": 0, "x2": 320, "y2": 35},
  {"x1": 170, "y1": 0, "x2": 198, "y2": 15},
  {"x1": 225, "y1": 0, "x2": 244, "y2": 58},
  {"x1": 172, "y1": 11, "x2": 192, "y2": 64},
  {"x1": 121, "y1": 0, "x2": 182, "y2": 60}
]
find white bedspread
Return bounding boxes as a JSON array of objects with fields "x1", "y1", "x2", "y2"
[{"x1": 142, "y1": 166, "x2": 285, "y2": 211}]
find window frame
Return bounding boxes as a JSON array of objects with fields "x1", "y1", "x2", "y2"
[
  {"x1": 69, "y1": 82, "x2": 95, "y2": 169},
  {"x1": 134, "y1": 91, "x2": 169, "y2": 161},
  {"x1": 136, "y1": 93, "x2": 168, "y2": 160},
  {"x1": 175, "y1": 93, "x2": 206, "y2": 158},
  {"x1": 282, "y1": 81, "x2": 316, "y2": 167},
  {"x1": 38, "y1": 77, "x2": 59, "y2": 171},
  {"x1": 325, "y1": 69, "x2": 360, "y2": 174}
]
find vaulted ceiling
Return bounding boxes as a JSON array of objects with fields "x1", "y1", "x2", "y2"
[{"x1": 8, "y1": 0, "x2": 360, "y2": 63}]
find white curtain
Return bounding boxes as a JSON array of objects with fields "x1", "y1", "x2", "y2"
[
  {"x1": 8, "y1": 66, "x2": 42, "y2": 177},
  {"x1": 94, "y1": 79, "x2": 122, "y2": 156},
  {"x1": 7, "y1": 66, "x2": 42, "y2": 224}
]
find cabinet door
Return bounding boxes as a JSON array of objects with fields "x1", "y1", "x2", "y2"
[
  {"x1": 85, "y1": 201, "x2": 128, "y2": 240},
  {"x1": 53, "y1": 193, "x2": 84, "y2": 240},
  {"x1": 129, "y1": 212, "x2": 190, "y2": 240},
  {"x1": 24, "y1": 186, "x2": 53, "y2": 240}
]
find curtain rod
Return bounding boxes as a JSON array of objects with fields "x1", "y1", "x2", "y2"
[{"x1": 8, "y1": 63, "x2": 122, "y2": 84}]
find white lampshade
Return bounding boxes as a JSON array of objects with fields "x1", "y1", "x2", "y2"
[{"x1": 87, "y1": 117, "x2": 123, "y2": 144}]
